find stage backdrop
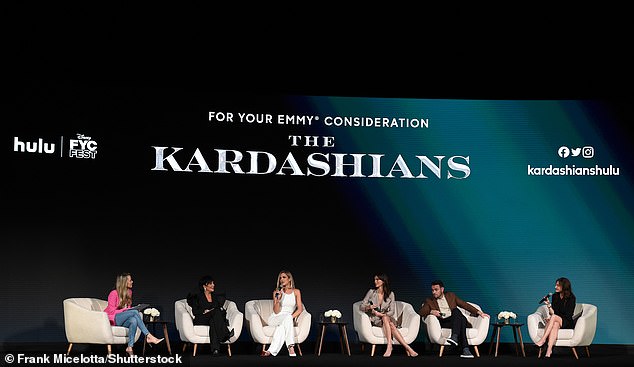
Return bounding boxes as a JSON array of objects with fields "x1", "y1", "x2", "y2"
[{"x1": 3, "y1": 85, "x2": 633, "y2": 346}]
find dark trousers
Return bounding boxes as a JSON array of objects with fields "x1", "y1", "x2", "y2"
[
  {"x1": 193, "y1": 309, "x2": 230, "y2": 351},
  {"x1": 439, "y1": 308, "x2": 468, "y2": 348}
]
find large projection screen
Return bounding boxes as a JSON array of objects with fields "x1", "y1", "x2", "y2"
[{"x1": 3, "y1": 84, "x2": 633, "y2": 347}]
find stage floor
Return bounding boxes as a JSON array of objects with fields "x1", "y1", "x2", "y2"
[{"x1": 2, "y1": 342, "x2": 633, "y2": 367}]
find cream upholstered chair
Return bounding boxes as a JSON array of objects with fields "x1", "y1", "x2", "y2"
[
  {"x1": 174, "y1": 298, "x2": 243, "y2": 356},
  {"x1": 63, "y1": 297, "x2": 141, "y2": 355},
  {"x1": 352, "y1": 300, "x2": 420, "y2": 356},
  {"x1": 244, "y1": 299, "x2": 311, "y2": 356},
  {"x1": 422, "y1": 302, "x2": 489, "y2": 357},
  {"x1": 527, "y1": 303, "x2": 597, "y2": 359}
]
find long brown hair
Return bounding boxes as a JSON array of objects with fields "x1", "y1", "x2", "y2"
[{"x1": 557, "y1": 277, "x2": 574, "y2": 300}]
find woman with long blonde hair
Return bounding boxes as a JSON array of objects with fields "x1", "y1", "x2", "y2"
[
  {"x1": 103, "y1": 272, "x2": 164, "y2": 356},
  {"x1": 261, "y1": 270, "x2": 303, "y2": 357}
]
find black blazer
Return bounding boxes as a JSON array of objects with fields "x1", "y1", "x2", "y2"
[
  {"x1": 186, "y1": 291, "x2": 227, "y2": 318},
  {"x1": 552, "y1": 292, "x2": 576, "y2": 329}
]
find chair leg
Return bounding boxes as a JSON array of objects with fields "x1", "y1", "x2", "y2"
[
  {"x1": 439, "y1": 345, "x2": 445, "y2": 357},
  {"x1": 371, "y1": 344, "x2": 376, "y2": 356},
  {"x1": 538, "y1": 347, "x2": 542, "y2": 358},
  {"x1": 182, "y1": 342, "x2": 187, "y2": 352},
  {"x1": 474, "y1": 345, "x2": 480, "y2": 357},
  {"x1": 227, "y1": 344, "x2": 232, "y2": 357},
  {"x1": 66, "y1": 343, "x2": 73, "y2": 355},
  {"x1": 107, "y1": 345, "x2": 112, "y2": 355},
  {"x1": 193, "y1": 343, "x2": 198, "y2": 357},
  {"x1": 571, "y1": 347, "x2": 579, "y2": 359},
  {"x1": 585, "y1": 346, "x2": 591, "y2": 357}
]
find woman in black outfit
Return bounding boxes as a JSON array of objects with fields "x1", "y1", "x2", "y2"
[
  {"x1": 534, "y1": 277, "x2": 576, "y2": 358},
  {"x1": 186, "y1": 275, "x2": 233, "y2": 356}
]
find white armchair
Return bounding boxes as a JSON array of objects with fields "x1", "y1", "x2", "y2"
[
  {"x1": 174, "y1": 298, "x2": 243, "y2": 356},
  {"x1": 352, "y1": 300, "x2": 420, "y2": 356},
  {"x1": 422, "y1": 302, "x2": 489, "y2": 357},
  {"x1": 63, "y1": 297, "x2": 141, "y2": 355},
  {"x1": 527, "y1": 303, "x2": 597, "y2": 359},
  {"x1": 244, "y1": 299, "x2": 311, "y2": 356}
]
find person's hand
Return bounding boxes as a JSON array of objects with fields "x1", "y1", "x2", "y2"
[
  {"x1": 431, "y1": 310, "x2": 441, "y2": 317},
  {"x1": 273, "y1": 289, "x2": 283, "y2": 300}
]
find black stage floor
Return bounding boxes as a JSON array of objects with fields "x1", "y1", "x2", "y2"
[{"x1": 2, "y1": 342, "x2": 633, "y2": 367}]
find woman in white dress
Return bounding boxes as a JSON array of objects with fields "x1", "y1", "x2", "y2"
[{"x1": 261, "y1": 270, "x2": 303, "y2": 357}]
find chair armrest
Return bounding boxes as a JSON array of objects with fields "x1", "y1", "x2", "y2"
[
  {"x1": 224, "y1": 301, "x2": 243, "y2": 342},
  {"x1": 526, "y1": 311, "x2": 544, "y2": 343},
  {"x1": 400, "y1": 304, "x2": 421, "y2": 344},
  {"x1": 423, "y1": 314, "x2": 443, "y2": 344},
  {"x1": 401, "y1": 305, "x2": 420, "y2": 328},
  {"x1": 469, "y1": 314, "x2": 490, "y2": 345},
  {"x1": 63, "y1": 300, "x2": 114, "y2": 344},
  {"x1": 352, "y1": 301, "x2": 377, "y2": 343},
  {"x1": 570, "y1": 305, "x2": 597, "y2": 346},
  {"x1": 295, "y1": 309, "x2": 311, "y2": 343},
  {"x1": 244, "y1": 301, "x2": 267, "y2": 343}
]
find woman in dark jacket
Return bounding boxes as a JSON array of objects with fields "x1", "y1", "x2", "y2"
[
  {"x1": 534, "y1": 277, "x2": 576, "y2": 358},
  {"x1": 186, "y1": 275, "x2": 233, "y2": 356}
]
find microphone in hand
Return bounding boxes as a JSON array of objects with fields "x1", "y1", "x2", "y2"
[
  {"x1": 538, "y1": 292, "x2": 553, "y2": 304},
  {"x1": 275, "y1": 287, "x2": 282, "y2": 300}
]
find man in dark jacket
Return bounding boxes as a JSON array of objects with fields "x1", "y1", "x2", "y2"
[{"x1": 419, "y1": 280, "x2": 489, "y2": 358}]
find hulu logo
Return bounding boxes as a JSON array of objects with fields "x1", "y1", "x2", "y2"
[{"x1": 13, "y1": 137, "x2": 56, "y2": 154}]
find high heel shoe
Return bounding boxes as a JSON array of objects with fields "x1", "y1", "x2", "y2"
[
  {"x1": 383, "y1": 347, "x2": 392, "y2": 357},
  {"x1": 147, "y1": 336, "x2": 164, "y2": 345},
  {"x1": 260, "y1": 350, "x2": 271, "y2": 357},
  {"x1": 221, "y1": 329, "x2": 234, "y2": 342},
  {"x1": 407, "y1": 350, "x2": 418, "y2": 357},
  {"x1": 125, "y1": 348, "x2": 134, "y2": 357}
]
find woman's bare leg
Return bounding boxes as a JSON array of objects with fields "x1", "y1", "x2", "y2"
[
  {"x1": 536, "y1": 317, "x2": 556, "y2": 347},
  {"x1": 382, "y1": 316, "x2": 392, "y2": 357},
  {"x1": 545, "y1": 316, "x2": 562, "y2": 357},
  {"x1": 389, "y1": 323, "x2": 417, "y2": 356}
]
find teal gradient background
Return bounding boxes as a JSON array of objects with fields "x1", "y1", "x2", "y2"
[
  {"x1": 4, "y1": 88, "x2": 633, "y2": 346},
  {"x1": 289, "y1": 96, "x2": 634, "y2": 344}
]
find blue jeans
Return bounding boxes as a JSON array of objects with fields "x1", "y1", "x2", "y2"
[{"x1": 115, "y1": 310, "x2": 150, "y2": 347}]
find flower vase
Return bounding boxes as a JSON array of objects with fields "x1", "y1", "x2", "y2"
[
  {"x1": 149, "y1": 316, "x2": 155, "y2": 322},
  {"x1": 330, "y1": 316, "x2": 337, "y2": 323},
  {"x1": 503, "y1": 318, "x2": 510, "y2": 324}
]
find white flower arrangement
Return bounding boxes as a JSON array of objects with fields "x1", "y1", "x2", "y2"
[
  {"x1": 497, "y1": 311, "x2": 516, "y2": 320},
  {"x1": 143, "y1": 307, "x2": 160, "y2": 317},
  {"x1": 324, "y1": 309, "x2": 342, "y2": 319}
]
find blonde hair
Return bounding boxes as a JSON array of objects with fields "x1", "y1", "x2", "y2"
[
  {"x1": 115, "y1": 272, "x2": 132, "y2": 309},
  {"x1": 276, "y1": 270, "x2": 295, "y2": 289}
]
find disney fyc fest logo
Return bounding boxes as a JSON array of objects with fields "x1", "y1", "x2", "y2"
[{"x1": 13, "y1": 133, "x2": 98, "y2": 159}]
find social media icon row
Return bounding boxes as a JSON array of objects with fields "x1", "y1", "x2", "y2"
[{"x1": 558, "y1": 146, "x2": 594, "y2": 159}]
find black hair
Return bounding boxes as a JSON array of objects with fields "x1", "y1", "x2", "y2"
[{"x1": 198, "y1": 275, "x2": 214, "y2": 292}]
